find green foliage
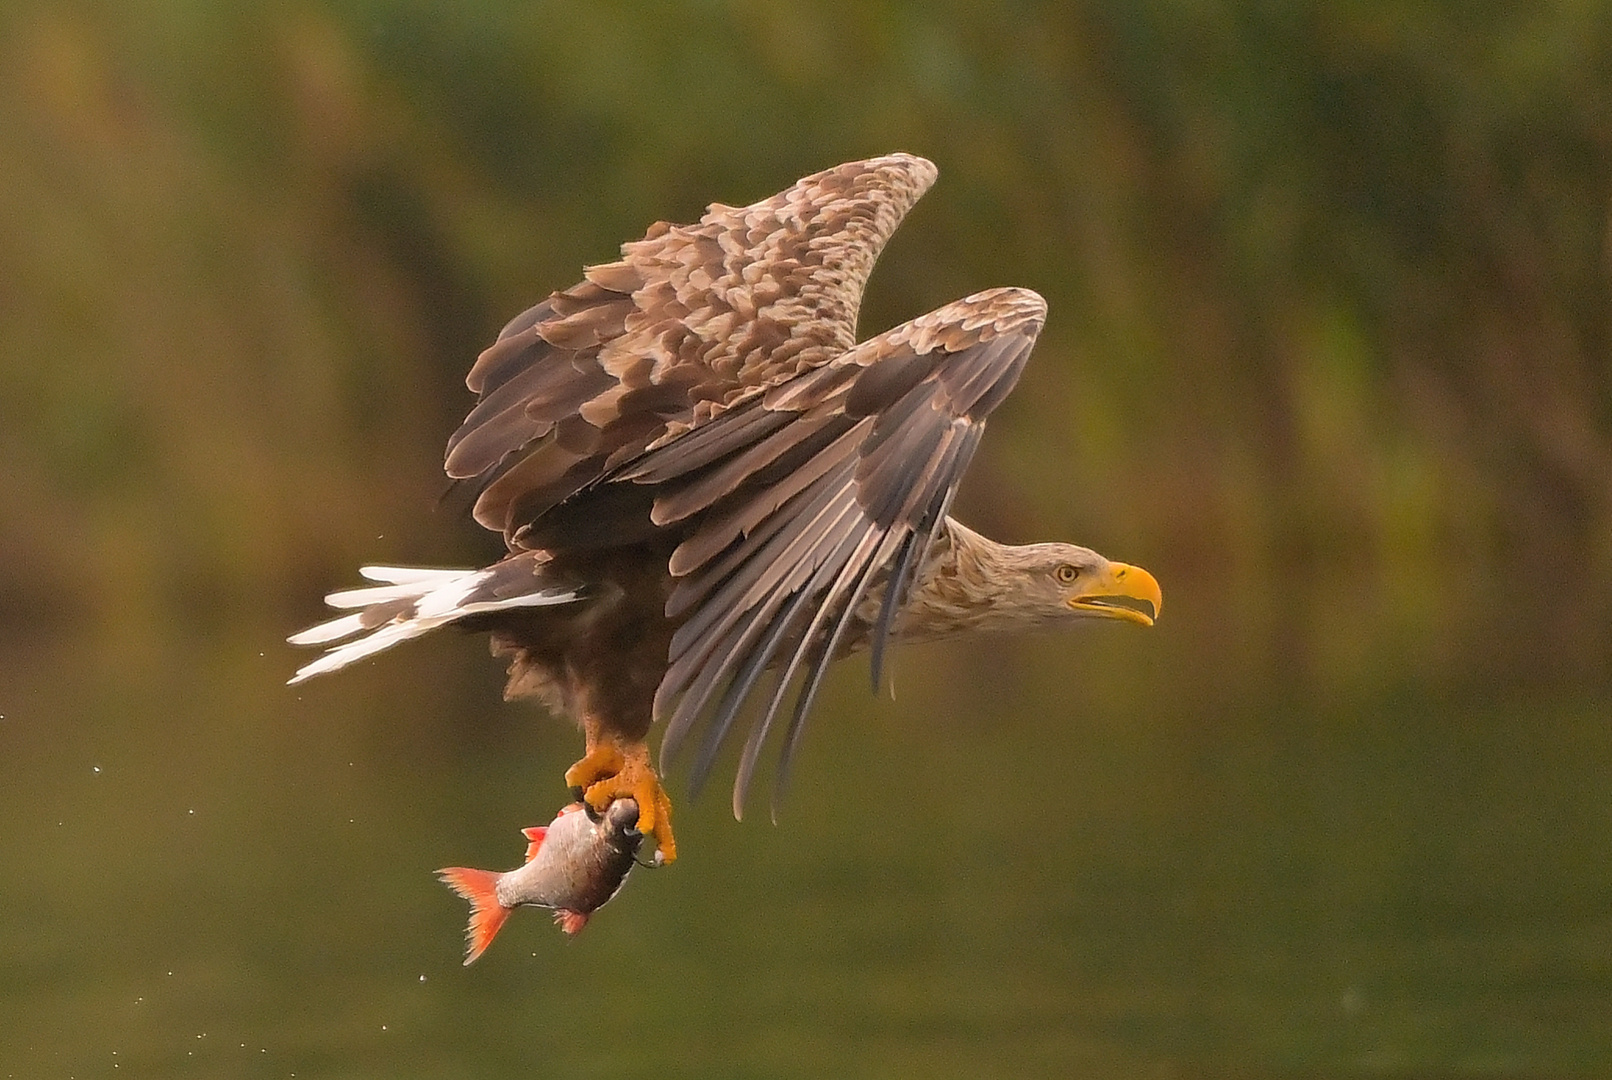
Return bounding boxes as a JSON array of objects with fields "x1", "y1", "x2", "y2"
[{"x1": 2, "y1": 0, "x2": 1607, "y2": 689}]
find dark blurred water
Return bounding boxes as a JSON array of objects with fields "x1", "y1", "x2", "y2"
[{"x1": 3, "y1": 608, "x2": 1610, "y2": 1078}]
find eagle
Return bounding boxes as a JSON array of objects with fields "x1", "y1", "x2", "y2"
[{"x1": 289, "y1": 154, "x2": 1161, "y2": 863}]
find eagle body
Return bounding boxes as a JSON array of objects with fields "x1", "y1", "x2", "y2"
[
  {"x1": 477, "y1": 548, "x2": 678, "y2": 749},
  {"x1": 291, "y1": 155, "x2": 1161, "y2": 859}
]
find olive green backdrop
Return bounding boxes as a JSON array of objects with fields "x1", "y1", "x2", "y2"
[{"x1": 2, "y1": 3, "x2": 1609, "y2": 1076}]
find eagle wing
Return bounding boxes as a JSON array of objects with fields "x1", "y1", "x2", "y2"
[
  {"x1": 443, "y1": 153, "x2": 939, "y2": 540},
  {"x1": 618, "y1": 287, "x2": 1048, "y2": 816}
]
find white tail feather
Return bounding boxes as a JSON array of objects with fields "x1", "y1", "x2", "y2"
[
  {"x1": 287, "y1": 564, "x2": 579, "y2": 685},
  {"x1": 359, "y1": 565, "x2": 471, "y2": 585},
  {"x1": 286, "y1": 612, "x2": 368, "y2": 646},
  {"x1": 324, "y1": 581, "x2": 450, "y2": 609}
]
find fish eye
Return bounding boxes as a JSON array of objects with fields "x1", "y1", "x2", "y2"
[{"x1": 1055, "y1": 563, "x2": 1079, "y2": 584}]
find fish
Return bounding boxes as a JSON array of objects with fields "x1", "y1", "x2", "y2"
[{"x1": 437, "y1": 798, "x2": 647, "y2": 964}]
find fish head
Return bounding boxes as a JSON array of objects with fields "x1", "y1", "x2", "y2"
[{"x1": 602, "y1": 797, "x2": 641, "y2": 835}]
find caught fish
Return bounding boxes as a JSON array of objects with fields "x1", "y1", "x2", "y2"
[{"x1": 437, "y1": 798, "x2": 647, "y2": 964}]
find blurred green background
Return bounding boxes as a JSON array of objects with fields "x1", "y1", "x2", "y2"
[{"x1": 2, "y1": 2, "x2": 1609, "y2": 1076}]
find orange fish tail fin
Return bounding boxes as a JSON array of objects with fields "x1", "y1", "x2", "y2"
[
  {"x1": 436, "y1": 867, "x2": 510, "y2": 965},
  {"x1": 553, "y1": 909, "x2": 589, "y2": 935}
]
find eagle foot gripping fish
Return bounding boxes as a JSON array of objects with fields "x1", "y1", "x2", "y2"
[{"x1": 438, "y1": 798, "x2": 652, "y2": 964}]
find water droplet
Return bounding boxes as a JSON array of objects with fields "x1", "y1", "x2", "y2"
[{"x1": 92, "y1": 766, "x2": 101, "y2": 775}]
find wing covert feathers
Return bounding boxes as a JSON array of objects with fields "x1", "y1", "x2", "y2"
[{"x1": 442, "y1": 153, "x2": 939, "y2": 541}]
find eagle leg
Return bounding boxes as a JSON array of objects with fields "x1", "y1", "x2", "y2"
[{"x1": 565, "y1": 737, "x2": 677, "y2": 864}]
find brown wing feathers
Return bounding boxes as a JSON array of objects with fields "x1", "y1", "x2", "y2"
[
  {"x1": 639, "y1": 288, "x2": 1047, "y2": 812},
  {"x1": 441, "y1": 153, "x2": 939, "y2": 541}
]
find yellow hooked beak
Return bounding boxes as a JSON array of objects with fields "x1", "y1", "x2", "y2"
[{"x1": 1068, "y1": 562, "x2": 1162, "y2": 626}]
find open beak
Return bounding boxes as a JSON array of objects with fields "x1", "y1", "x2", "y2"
[{"x1": 1068, "y1": 561, "x2": 1162, "y2": 626}]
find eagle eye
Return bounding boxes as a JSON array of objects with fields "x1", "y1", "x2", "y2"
[{"x1": 1055, "y1": 563, "x2": 1079, "y2": 584}]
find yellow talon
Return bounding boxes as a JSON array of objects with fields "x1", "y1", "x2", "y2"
[{"x1": 565, "y1": 740, "x2": 677, "y2": 864}]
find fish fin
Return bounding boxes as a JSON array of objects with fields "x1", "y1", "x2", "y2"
[
  {"x1": 553, "y1": 909, "x2": 589, "y2": 935},
  {"x1": 436, "y1": 867, "x2": 511, "y2": 965},
  {"x1": 521, "y1": 826, "x2": 547, "y2": 863}
]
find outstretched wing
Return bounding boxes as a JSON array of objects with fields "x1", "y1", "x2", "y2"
[
  {"x1": 618, "y1": 287, "x2": 1048, "y2": 816},
  {"x1": 443, "y1": 153, "x2": 940, "y2": 541}
]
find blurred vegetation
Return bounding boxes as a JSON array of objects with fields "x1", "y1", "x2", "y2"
[
  {"x1": 4, "y1": 6, "x2": 1611, "y2": 1073},
  {"x1": 2, "y1": 0, "x2": 1608, "y2": 696}
]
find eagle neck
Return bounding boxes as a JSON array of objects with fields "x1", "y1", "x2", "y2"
[{"x1": 895, "y1": 519, "x2": 1040, "y2": 641}]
